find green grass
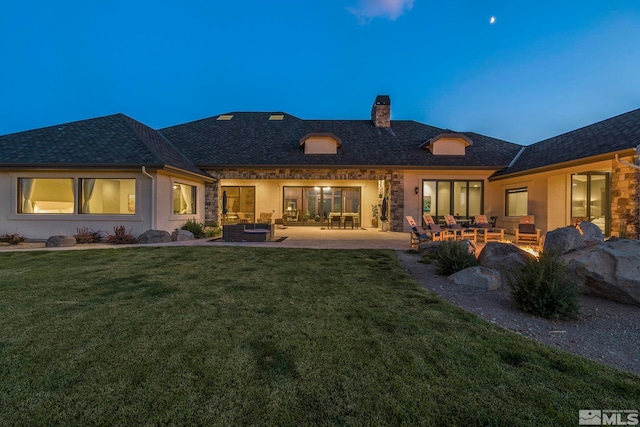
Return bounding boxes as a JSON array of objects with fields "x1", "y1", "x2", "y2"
[{"x1": 0, "y1": 247, "x2": 637, "y2": 426}]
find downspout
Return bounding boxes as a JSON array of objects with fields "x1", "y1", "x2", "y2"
[{"x1": 141, "y1": 166, "x2": 156, "y2": 229}]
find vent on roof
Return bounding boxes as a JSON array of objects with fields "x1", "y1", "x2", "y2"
[
  {"x1": 217, "y1": 115, "x2": 233, "y2": 121},
  {"x1": 269, "y1": 114, "x2": 284, "y2": 121}
]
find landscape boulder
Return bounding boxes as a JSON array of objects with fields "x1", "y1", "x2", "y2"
[
  {"x1": 46, "y1": 235, "x2": 76, "y2": 248},
  {"x1": 448, "y1": 266, "x2": 502, "y2": 291},
  {"x1": 137, "y1": 230, "x2": 172, "y2": 244},
  {"x1": 478, "y1": 242, "x2": 536, "y2": 283},
  {"x1": 561, "y1": 239, "x2": 640, "y2": 306},
  {"x1": 172, "y1": 229, "x2": 195, "y2": 241},
  {"x1": 576, "y1": 221, "x2": 605, "y2": 246},
  {"x1": 544, "y1": 226, "x2": 586, "y2": 254}
]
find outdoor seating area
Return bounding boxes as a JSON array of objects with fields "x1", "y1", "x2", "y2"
[
  {"x1": 327, "y1": 213, "x2": 360, "y2": 229},
  {"x1": 472, "y1": 214, "x2": 506, "y2": 243},
  {"x1": 222, "y1": 223, "x2": 274, "y2": 242},
  {"x1": 514, "y1": 215, "x2": 542, "y2": 246}
]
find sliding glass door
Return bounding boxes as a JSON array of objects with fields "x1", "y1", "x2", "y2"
[
  {"x1": 283, "y1": 186, "x2": 361, "y2": 225},
  {"x1": 571, "y1": 172, "x2": 609, "y2": 234}
]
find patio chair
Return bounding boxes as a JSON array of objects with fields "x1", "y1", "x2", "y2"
[
  {"x1": 343, "y1": 215, "x2": 354, "y2": 229},
  {"x1": 473, "y1": 214, "x2": 505, "y2": 243},
  {"x1": 515, "y1": 215, "x2": 541, "y2": 246},
  {"x1": 443, "y1": 215, "x2": 477, "y2": 243},
  {"x1": 257, "y1": 212, "x2": 273, "y2": 224},
  {"x1": 329, "y1": 214, "x2": 341, "y2": 229},
  {"x1": 423, "y1": 214, "x2": 437, "y2": 227},
  {"x1": 406, "y1": 216, "x2": 450, "y2": 248}
]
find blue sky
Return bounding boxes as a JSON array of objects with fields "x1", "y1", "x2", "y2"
[{"x1": 1, "y1": 0, "x2": 639, "y2": 144}]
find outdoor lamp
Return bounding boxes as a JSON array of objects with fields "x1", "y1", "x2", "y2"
[{"x1": 414, "y1": 186, "x2": 419, "y2": 195}]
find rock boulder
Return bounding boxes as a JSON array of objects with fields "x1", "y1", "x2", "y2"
[
  {"x1": 561, "y1": 239, "x2": 640, "y2": 306},
  {"x1": 576, "y1": 221, "x2": 605, "y2": 246},
  {"x1": 45, "y1": 235, "x2": 76, "y2": 248},
  {"x1": 138, "y1": 230, "x2": 172, "y2": 244},
  {"x1": 448, "y1": 266, "x2": 502, "y2": 291},
  {"x1": 478, "y1": 242, "x2": 536, "y2": 283},
  {"x1": 172, "y1": 229, "x2": 195, "y2": 241},
  {"x1": 544, "y1": 226, "x2": 586, "y2": 254}
]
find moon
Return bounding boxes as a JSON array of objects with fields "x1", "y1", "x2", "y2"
[{"x1": 490, "y1": 16, "x2": 496, "y2": 24}]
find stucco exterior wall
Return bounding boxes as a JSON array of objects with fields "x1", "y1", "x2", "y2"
[
  {"x1": 0, "y1": 170, "x2": 208, "y2": 240},
  {"x1": 402, "y1": 170, "x2": 497, "y2": 232},
  {"x1": 0, "y1": 170, "x2": 153, "y2": 239},
  {"x1": 487, "y1": 159, "x2": 613, "y2": 235},
  {"x1": 154, "y1": 172, "x2": 207, "y2": 233},
  {"x1": 205, "y1": 168, "x2": 395, "y2": 229}
]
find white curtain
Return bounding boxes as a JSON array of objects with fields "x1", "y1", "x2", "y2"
[
  {"x1": 82, "y1": 179, "x2": 96, "y2": 213},
  {"x1": 21, "y1": 178, "x2": 36, "y2": 213},
  {"x1": 179, "y1": 184, "x2": 193, "y2": 214}
]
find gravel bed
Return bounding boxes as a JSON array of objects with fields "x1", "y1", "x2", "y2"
[{"x1": 396, "y1": 251, "x2": 640, "y2": 377}]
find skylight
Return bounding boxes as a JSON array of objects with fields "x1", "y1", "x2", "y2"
[
  {"x1": 269, "y1": 115, "x2": 284, "y2": 121},
  {"x1": 217, "y1": 115, "x2": 233, "y2": 121}
]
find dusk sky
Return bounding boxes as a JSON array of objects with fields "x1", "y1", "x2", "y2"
[{"x1": 1, "y1": 0, "x2": 639, "y2": 144}]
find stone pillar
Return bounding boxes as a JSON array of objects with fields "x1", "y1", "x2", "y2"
[
  {"x1": 390, "y1": 172, "x2": 404, "y2": 232},
  {"x1": 205, "y1": 181, "x2": 219, "y2": 224},
  {"x1": 611, "y1": 155, "x2": 639, "y2": 239}
]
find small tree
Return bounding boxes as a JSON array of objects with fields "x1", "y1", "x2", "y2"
[
  {"x1": 433, "y1": 240, "x2": 478, "y2": 276},
  {"x1": 508, "y1": 251, "x2": 579, "y2": 320}
]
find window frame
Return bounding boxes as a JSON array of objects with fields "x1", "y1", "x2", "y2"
[
  {"x1": 505, "y1": 187, "x2": 528, "y2": 217},
  {"x1": 172, "y1": 182, "x2": 197, "y2": 215}
]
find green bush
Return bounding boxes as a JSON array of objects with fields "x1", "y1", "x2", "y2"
[
  {"x1": 508, "y1": 251, "x2": 579, "y2": 320},
  {"x1": 181, "y1": 219, "x2": 206, "y2": 238},
  {"x1": 433, "y1": 240, "x2": 477, "y2": 276},
  {"x1": 74, "y1": 227, "x2": 102, "y2": 244},
  {"x1": 0, "y1": 233, "x2": 25, "y2": 245},
  {"x1": 106, "y1": 226, "x2": 137, "y2": 245}
]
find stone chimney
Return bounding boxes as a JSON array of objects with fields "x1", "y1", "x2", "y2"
[{"x1": 371, "y1": 95, "x2": 391, "y2": 128}]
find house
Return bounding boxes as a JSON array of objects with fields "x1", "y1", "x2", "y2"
[
  {"x1": 1, "y1": 95, "x2": 638, "y2": 240},
  {"x1": 0, "y1": 114, "x2": 213, "y2": 238}
]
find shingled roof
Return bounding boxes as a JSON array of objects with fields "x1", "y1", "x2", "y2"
[
  {"x1": 493, "y1": 108, "x2": 640, "y2": 179},
  {"x1": 0, "y1": 114, "x2": 209, "y2": 178},
  {"x1": 160, "y1": 112, "x2": 523, "y2": 169}
]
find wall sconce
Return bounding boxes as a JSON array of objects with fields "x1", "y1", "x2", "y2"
[{"x1": 414, "y1": 187, "x2": 419, "y2": 195}]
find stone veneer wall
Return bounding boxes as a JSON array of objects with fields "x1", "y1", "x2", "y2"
[
  {"x1": 203, "y1": 168, "x2": 406, "y2": 232},
  {"x1": 611, "y1": 155, "x2": 639, "y2": 239}
]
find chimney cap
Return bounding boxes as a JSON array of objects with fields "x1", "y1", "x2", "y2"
[{"x1": 374, "y1": 95, "x2": 390, "y2": 106}]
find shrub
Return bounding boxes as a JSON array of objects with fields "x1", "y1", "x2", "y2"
[
  {"x1": 74, "y1": 227, "x2": 102, "y2": 244},
  {"x1": 508, "y1": 251, "x2": 579, "y2": 320},
  {"x1": 106, "y1": 226, "x2": 137, "y2": 244},
  {"x1": 433, "y1": 240, "x2": 477, "y2": 276},
  {"x1": 181, "y1": 219, "x2": 206, "y2": 238},
  {"x1": 0, "y1": 233, "x2": 25, "y2": 245}
]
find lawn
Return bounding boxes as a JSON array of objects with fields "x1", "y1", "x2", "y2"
[{"x1": 0, "y1": 247, "x2": 638, "y2": 426}]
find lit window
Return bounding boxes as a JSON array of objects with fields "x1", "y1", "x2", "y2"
[
  {"x1": 80, "y1": 178, "x2": 136, "y2": 214},
  {"x1": 173, "y1": 183, "x2": 196, "y2": 214},
  {"x1": 505, "y1": 188, "x2": 528, "y2": 216},
  {"x1": 18, "y1": 178, "x2": 74, "y2": 214}
]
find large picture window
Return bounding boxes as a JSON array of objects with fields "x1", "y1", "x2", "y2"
[
  {"x1": 505, "y1": 188, "x2": 528, "y2": 217},
  {"x1": 221, "y1": 186, "x2": 255, "y2": 222},
  {"x1": 422, "y1": 180, "x2": 483, "y2": 218},
  {"x1": 80, "y1": 178, "x2": 136, "y2": 214},
  {"x1": 173, "y1": 183, "x2": 196, "y2": 215},
  {"x1": 18, "y1": 178, "x2": 74, "y2": 214},
  {"x1": 282, "y1": 186, "x2": 361, "y2": 224}
]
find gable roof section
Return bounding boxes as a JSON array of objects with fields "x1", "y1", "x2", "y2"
[
  {"x1": 161, "y1": 112, "x2": 523, "y2": 169},
  {"x1": 0, "y1": 114, "x2": 210, "y2": 179},
  {"x1": 493, "y1": 108, "x2": 640, "y2": 179}
]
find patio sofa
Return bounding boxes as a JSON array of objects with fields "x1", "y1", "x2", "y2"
[{"x1": 222, "y1": 223, "x2": 274, "y2": 242}]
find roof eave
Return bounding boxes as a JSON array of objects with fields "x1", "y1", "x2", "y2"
[{"x1": 489, "y1": 149, "x2": 635, "y2": 181}]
